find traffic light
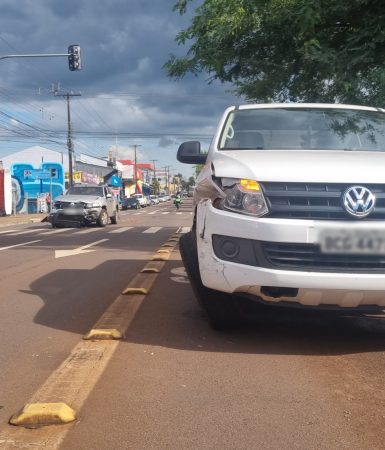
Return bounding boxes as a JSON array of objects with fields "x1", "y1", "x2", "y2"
[
  {"x1": 50, "y1": 168, "x2": 57, "y2": 177},
  {"x1": 68, "y1": 45, "x2": 82, "y2": 71}
]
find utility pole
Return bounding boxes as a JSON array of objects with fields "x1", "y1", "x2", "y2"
[
  {"x1": 131, "y1": 145, "x2": 142, "y2": 194},
  {"x1": 53, "y1": 88, "x2": 81, "y2": 187}
]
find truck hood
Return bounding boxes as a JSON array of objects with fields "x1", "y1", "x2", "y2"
[
  {"x1": 211, "y1": 150, "x2": 385, "y2": 184},
  {"x1": 55, "y1": 195, "x2": 102, "y2": 204}
]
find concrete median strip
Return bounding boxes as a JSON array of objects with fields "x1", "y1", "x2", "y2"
[
  {"x1": 9, "y1": 403, "x2": 76, "y2": 427},
  {"x1": 140, "y1": 261, "x2": 165, "y2": 273},
  {"x1": 157, "y1": 249, "x2": 170, "y2": 254},
  {"x1": 0, "y1": 228, "x2": 181, "y2": 448},
  {"x1": 83, "y1": 329, "x2": 123, "y2": 340},
  {"x1": 141, "y1": 267, "x2": 160, "y2": 273},
  {"x1": 122, "y1": 287, "x2": 148, "y2": 295},
  {"x1": 152, "y1": 254, "x2": 169, "y2": 261}
]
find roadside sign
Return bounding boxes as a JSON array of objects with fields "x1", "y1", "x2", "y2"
[
  {"x1": 35, "y1": 170, "x2": 51, "y2": 179},
  {"x1": 23, "y1": 169, "x2": 51, "y2": 180}
]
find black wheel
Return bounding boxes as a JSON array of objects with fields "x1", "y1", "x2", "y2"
[
  {"x1": 179, "y1": 230, "x2": 241, "y2": 330},
  {"x1": 97, "y1": 210, "x2": 108, "y2": 227},
  {"x1": 110, "y1": 209, "x2": 119, "y2": 224}
]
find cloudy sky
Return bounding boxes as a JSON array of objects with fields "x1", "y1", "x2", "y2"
[{"x1": 0, "y1": 0, "x2": 242, "y2": 178}]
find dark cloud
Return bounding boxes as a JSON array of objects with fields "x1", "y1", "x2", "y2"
[
  {"x1": 0, "y1": 0, "x2": 241, "y2": 176},
  {"x1": 158, "y1": 136, "x2": 179, "y2": 148},
  {"x1": 47, "y1": 0, "x2": 86, "y2": 18}
]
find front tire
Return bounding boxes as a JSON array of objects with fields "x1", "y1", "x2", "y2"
[
  {"x1": 97, "y1": 209, "x2": 108, "y2": 227},
  {"x1": 179, "y1": 230, "x2": 241, "y2": 330},
  {"x1": 110, "y1": 209, "x2": 119, "y2": 224}
]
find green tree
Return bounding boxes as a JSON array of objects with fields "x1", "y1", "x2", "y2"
[
  {"x1": 152, "y1": 178, "x2": 160, "y2": 194},
  {"x1": 165, "y1": 0, "x2": 385, "y2": 105},
  {"x1": 188, "y1": 175, "x2": 196, "y2": 186},
  {"x1": 194, "y1": 164, "x2": 204, "y2": 178}
]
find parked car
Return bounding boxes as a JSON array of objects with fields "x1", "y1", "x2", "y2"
[
  {"x1": 177, "y1": 103, "x2": 385, "y2": 329},
  {"x1": 121, "y1": 196, "x2": 141, "y2": 210},
  {"x1": 149, "y1": 194, "x2": 159, "y2": 204},
  {"x1": 131, "y1": 193, "x2": 148, "y2": 207},
  {"x1": 48, "y1": 184, "x2": 119, "y2": 228}
]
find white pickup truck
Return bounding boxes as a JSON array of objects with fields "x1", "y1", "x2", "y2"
[{"x1": 177, "y1": 103, "x2": 385, "y2": 329}]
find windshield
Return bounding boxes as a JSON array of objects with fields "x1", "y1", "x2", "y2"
[
  {"x1": 219, "y1": 108, "x2": 385, "y2": 152},
  {"x1": 67, "y1": 186, "x2": 104, "y2": 196}
]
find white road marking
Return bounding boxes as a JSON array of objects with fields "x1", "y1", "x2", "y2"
[
  {"x1": 148, "y1": 211, "x2": 157, "y2": 215},
  {"x1": 0, "y1": 229, "x2": 17, "y2": 234},
  {"x1": 0, "y1": 240, "x2": 41, "y2": 251},
  {"x1": 171, "y1": 267, "x2": 187, "y2": 276},
  {"x1": 39, "y1": 228, "x2": 72, "y2": 235},
  {"x1": 176, "y1": 212, "x2": 182, "y2": 215},
  {"x1": 76, "y1": 228, "x2": 102, "y2": 234},
  {"x1": 54, "y1": 239, "x2": 109, "y2": 259},
  {"x1": 8, "y1": 228, "x2": 46, "y2": 236},
  {"x1": 161, "y1": 212, "x2": 170, "y2": 215},
  {"x1": 143, "y1": 227, "x2": 162, "y2": 234},
  {"x1": 177, "y1": 226, "x2": 191, "y2": 234},
  {"x1": 108, "y1": 227, "x2": 134, "y2": 234}
]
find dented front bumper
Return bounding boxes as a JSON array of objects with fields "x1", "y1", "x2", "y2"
[{"x1": 196, "y1": 200, "x2": 385, "y2": 309}]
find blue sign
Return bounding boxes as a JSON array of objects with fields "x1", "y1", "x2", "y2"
[
  {"x1": 108, "y1": 175, "x2": 121, "y2": 187},
  {"x1": 12, "y1": 162, "x2": 65, "y2": 212},
  {"x1": 23, "y1": 169, "x2": 51, "y2": 180}
]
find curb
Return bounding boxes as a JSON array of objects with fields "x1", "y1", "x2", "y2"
[{"x1": 0, "y1": 214, "x2": 48, "y2": 227}]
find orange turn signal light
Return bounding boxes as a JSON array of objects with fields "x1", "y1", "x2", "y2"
[{"x1": 240, "y1": 179, "x2": 261, "y2": 191}]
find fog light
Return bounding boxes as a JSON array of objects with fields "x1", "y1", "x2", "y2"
[{"x1": 222, "y1": 239, "x2": 240, "y2": 259}]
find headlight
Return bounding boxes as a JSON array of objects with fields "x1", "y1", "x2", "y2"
[
  {"x1": 84, "y1": 202, "x2": 101, "y2": 208},
  {"x1": 220, "y1": 179, "x2": 269, "y2": 217}
]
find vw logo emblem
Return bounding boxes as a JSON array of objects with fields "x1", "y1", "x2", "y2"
[{"x1": 342, "y1": 186, "x2": 376, "y2": 218}]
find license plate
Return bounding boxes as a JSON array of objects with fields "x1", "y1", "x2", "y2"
[
  {"x1": 318, "y1": 229, "x2": 385, "y2": 255},
  {"x1": 63, "y1": 208, "x2": 82, "y2": 215}
]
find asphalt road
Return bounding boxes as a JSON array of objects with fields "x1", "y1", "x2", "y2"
[{"x1": 1, "y1": 199, "x2": 385, "y2": 449}]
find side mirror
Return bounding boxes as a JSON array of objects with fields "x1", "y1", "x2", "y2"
[
  {"x1": 177, "y1": 141, "x2": 207, "y2": 164},
  {"x1": 106, "y1": 193, "x2": 112, "y2": 198}
]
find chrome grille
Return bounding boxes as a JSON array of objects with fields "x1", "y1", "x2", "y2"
[
  {"x1": 54, "y1": 201, "x2": 85, "y2": 209},
  {"x1": 261, "y1": 182, "x2": 385, "y2": 220}
]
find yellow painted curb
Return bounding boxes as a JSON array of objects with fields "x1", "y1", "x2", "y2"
[
  {"x1": 83, "y1": 328, "x2": 123, "y2": 340},
  {"x1": 122, "y1": 287, "x2": 148, "y2": 295},
  {"x1": 141, "y1": 267, "x2": 160, "y2": 273},
  {"x1": 9, "y1": 402, "x2": 76, "y2": 427},
  {"x1": 161, "y1": 243, "x2": 174, "y2": 248},
  {"x1": 156, "y1": 249, "x2": 170, "y2": 254}
]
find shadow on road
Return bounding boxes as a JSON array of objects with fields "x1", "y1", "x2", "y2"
[
  {"x1": 124, "y1": 258, "x2": 385, "y2": 357},
  {"x1": 24, "y1": 259, "x2": 145, "y2": 335},
  {"x1": 25, "y1": 248, "x2": 385, "y2": 357}
]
